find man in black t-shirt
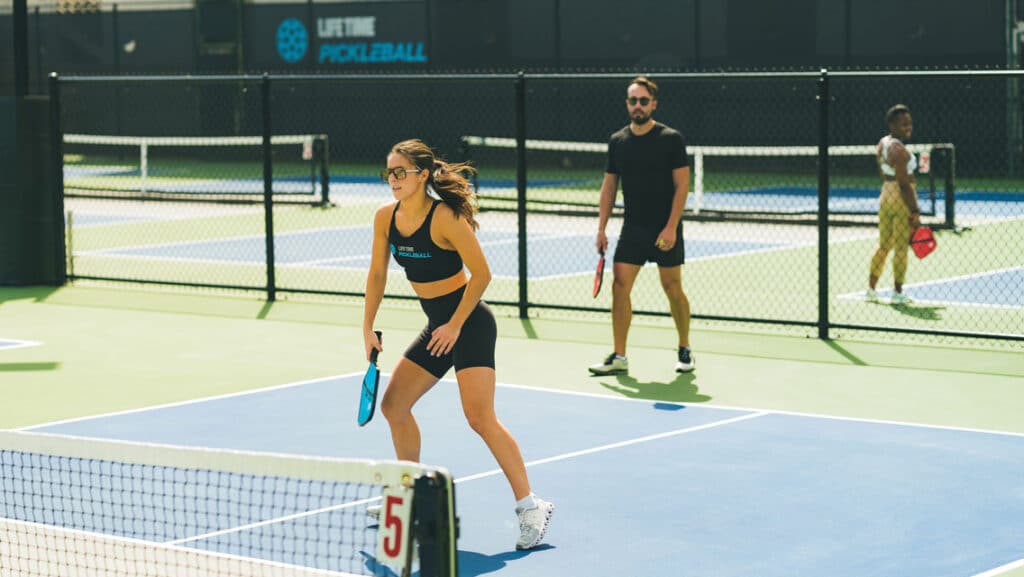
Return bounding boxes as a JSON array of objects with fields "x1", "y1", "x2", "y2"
[{"x1": 589, "y1": 76, "x2": 695, "y2": 376}]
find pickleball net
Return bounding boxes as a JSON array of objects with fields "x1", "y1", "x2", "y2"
[
  {"x1": 62, "y1": 134, "x2": 331, "y2": 206},
  {"x1": 0, "y1": 430, "x2": 457, "y2": 577},
  {"x1": 459, "y1": 135, "x2": 955, "y2": 227}
]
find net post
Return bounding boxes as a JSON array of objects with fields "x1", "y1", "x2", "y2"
[
  {"x1": 49, "y1": 73, "x2": 67, "y2": 284},
  {"x1": 943, "y1": 145, "x2": 956, "y2": 230},
  {"x1": 692, "y1": 148, "x2": 703, "y2": 215},
  {"x1": 261, "y1": 73, "x2": 277, "y2": 301},
  {"x1": 66, "y1": 211, "x2": 74, "y2": 279},
  {"x1": 316, "y1": 134, "x2": 330, "y2": 207},
  {"x1": 458, "y1": 136, "x2": 478, "y2": 193},
  {"x1": 515, "y1": 71, "x2": 529, "y2": 319},
  {"x1": 413, "y1": 470, "x2": 458, "y2": 577},
  {"x1": 927, "y1": 147, "x2": 937, "y2": 216},
  {"x1": 139, "y1": 140, "x2": 148, "y2": 194},
  {"x1": 816, "y1": 68, "x2": 830, "y2": 340}
]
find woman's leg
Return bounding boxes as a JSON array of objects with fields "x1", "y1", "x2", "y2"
[
  {"x1": 455, "y1": 366, "x2": 531, "y2": 500},
  {"x1": 870, "y1": 203, "x2": 898, "y2": 288},
  {"x1": 379, "y1": 357, "x2": 439, "y2": 462},
  {"x1": 891, "y1": 205, "x2": 913, "y2": 291}
]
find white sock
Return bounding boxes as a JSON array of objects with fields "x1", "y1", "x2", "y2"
[{"x1": 515, "y1": 493, "x2": 538, "y2": 511}]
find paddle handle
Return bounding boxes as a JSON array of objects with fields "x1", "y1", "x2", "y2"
[{"x1": 369, "y1": 331, "x2": 382, "y2": 363}]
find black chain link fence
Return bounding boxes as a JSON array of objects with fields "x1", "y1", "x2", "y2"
[{"x1": 53, "y1": 70, "x2": 1024, "y2": 347}]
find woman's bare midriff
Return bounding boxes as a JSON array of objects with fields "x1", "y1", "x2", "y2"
[{"x1": 410, "y1": 269, "x2": 468, "y2": 299}]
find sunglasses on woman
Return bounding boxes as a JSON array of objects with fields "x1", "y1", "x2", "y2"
[{"x1": 380, "y1": 167, "x2": 423, "y2": 182}]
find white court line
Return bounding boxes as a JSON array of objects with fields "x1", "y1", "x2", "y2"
[
  {"x1": 972, "y1": 557, "x2": 1024, "y2": 577},
  {"x1": 836, "y1": 265, "x2": 1024, "y2": 310},
  {"x1": 166, "y1": 413, "x2": 772, "y2": 545},
  {"x1": 455, "y1": 411, "x2": 768, "y2": 485},
  {"x1": 495, "y1": 381, "x2": 1024, "y2": 439},
  {"x1": 19, "y1": 373, "x2": 1024, "y2": 440},
  {"x1": 14, "y1": 373, "x2": 363, "y2": 431},
  {"x1": 76, "y1": 224, "x2": 371, "y2": 257},
  {"x1": 166, "y1": 494, "x2": 381, "y2": 546},
  {"x1": 0, "y1": 339, "x2": 41, "y2": 352},
  {"x1": 12, "y1": 374, "x2": 1024, "y2": 550}
]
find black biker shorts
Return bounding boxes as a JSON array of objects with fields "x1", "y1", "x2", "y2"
[{"x1": 405, "y1": 285, "x2": 497, "y2": 378}]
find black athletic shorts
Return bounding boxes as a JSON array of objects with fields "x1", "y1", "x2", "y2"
[
  {"x1": 613, "y1": 221, "x2": 685, "y2": 267},
  {"x1": 405, "y1": 285, "x2": 497, "y2": 378}
]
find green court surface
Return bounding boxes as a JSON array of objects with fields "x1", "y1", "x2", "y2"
[
  {"x1": 2, "y1": 285, "x2": 1023, "y2": 576},
  {"x1": 2, "y1": 284, "x2": 1021, "y2": 432}
]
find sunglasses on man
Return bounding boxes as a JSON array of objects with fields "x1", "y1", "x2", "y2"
[{"x1": 626, "y1": 97, "x2": 652, "y2": 106}]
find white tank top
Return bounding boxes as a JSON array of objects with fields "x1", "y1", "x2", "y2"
[{"x1": 878, "y1": 135, "x2": 917, "y2": 177}]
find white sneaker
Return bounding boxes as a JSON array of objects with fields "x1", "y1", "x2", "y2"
[
  {"x1": 366, "y1": 504, "x2": 381, "y2": 520},
  {"x1": 891, "y1": 292, "x2": 913, "y2": 304},
  {"x1": 864, "y1": 289, "x2": 878, "y2": 302},
  {"x1": 516, "y1": 498, "x2": 554, "y2": 550},
  {"x1": 589, "y1": 353, "x2": 628, "y2": 375},
  {"x1": 675, "y1": 347, "x2": 695, "y2": 373}
]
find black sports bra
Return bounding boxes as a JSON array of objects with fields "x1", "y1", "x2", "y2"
[{"x1": 388, "y1": 201, "x2": 464, "y2": 283}]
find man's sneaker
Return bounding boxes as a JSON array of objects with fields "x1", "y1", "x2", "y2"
[
  {"x1": 675, "y1": 347, "x2": 695, "y2": 373},
  {"x1": 865, "y1": 289, "x2": 879, "y2": 302},
  {"x1": 589, "y1": 353, "x2": 628, "y2": 375},
  {"x1": 891, "y1": 292, "x2": 913, "y2": 304},
  {"x1": 516, "y1": 498, "x2": 554, "y2": 550},
  {"x1": 366, "y1": 504, "x2": 381, "y2": 520}
]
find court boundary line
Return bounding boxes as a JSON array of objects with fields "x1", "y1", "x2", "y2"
[
  {"x1": 0, "y1": 338, "x2": 41, "y2": 352},
  {"x1": 493, "y1": 381, "x2": 1024, "y2": 439},
  {"x1": 972, "y1": 557, "x2": 1024, "y2": 577},
  {"x1": 18, "y1": 373, "x2": 1024, "y2": 441},
  {"x1": 0, "y1": 516, "x2": 358, "y2": 577},
  {"x1": 167, "y1": 413, "x2": 772, "y2": 546},
  {"x1": 836, "y1": 265, "x2": 1024, "y2": 310},
  {"x1": 455, "y1": 411, "x2": 768, "y2": 485},
  {"x1": 13, "y1": 373, "x2": 362, "y2": 431},
  {"x1": 74, "y1": 223, "x2": 373, "y2": 256}
]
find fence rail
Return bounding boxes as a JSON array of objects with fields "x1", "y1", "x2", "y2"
[{"x1": 54, "y1": 69, "x2": 1024, "y2": 346}]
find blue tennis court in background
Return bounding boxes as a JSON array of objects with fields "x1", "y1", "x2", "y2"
[
  {"x1": 81, "y1": 226, "x2": 785, "y2": 279},
  {"x1": 21, "y1": 374, "x2": 1024, "y2": 577},
  {"x1": 841, "y1": 267, "x2": 1024, "y2": 308}
]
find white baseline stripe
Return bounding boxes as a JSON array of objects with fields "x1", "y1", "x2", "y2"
[
  {"x1": 0, "y1": 339, "x2": 41, "y2": 351},
  {"x1": 494, "y1": 381, "x2": 1024, "y2": 439},
  {"x1": 456, "y1": 411, "x2": 768, "y2": 484},
  {"x1": 971, "y1": 557, "x2": 1024, "y2": 577},
  {"x1": 170, "y1": 411, "x2": 767, "y2": 544},
  {"x1": 166, "y1": 495, "x2": 381, "y2": 546},
  {"x1": 14, "y1": 373, "x2": 364, "y2": 431}
]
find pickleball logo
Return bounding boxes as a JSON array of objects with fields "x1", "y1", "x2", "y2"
[
  {"x1": 391, "y1": 243, "x2": 431, "y2": 259},
  {"x1": 276, "y1": 18, "x2": 308, "y2": 63}
]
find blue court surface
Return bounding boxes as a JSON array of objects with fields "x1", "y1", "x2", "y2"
[
  {"x1": 841, "y1": 267, "x2": 1024, "y2": 309},
  {"x1": 83, "y1": 227, "x2": 783, "y2": 279},
  {"x1": 65, "y1": 213, "x2": 148, "y2": 228},
  {"x1": 24, "y1": 375, "x2": 1024, "y2": 577},
  {"x1": 694, "y1": 186, "x2": 1023, "y2": 216}
]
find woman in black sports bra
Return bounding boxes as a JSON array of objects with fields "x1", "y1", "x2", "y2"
[{"x1": 362, "y1": 139, "x2": 553, "y2": 550}]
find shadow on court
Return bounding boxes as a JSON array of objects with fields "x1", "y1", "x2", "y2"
[
  {"x1": 891, "y1": 303, "x2": 945, "y2": 321},
  {"x1": 0, "y1": 362, "x2": 60, "y2": 372},
  {"x1": 459, "y1": 545, "x2": 555, "y2": 577},
  {"x1": 598, "y1": 373, "x2": 711, "y2": 404},
  {"x1": 0, "y1": 286, "x2": 59, "y2": 305}
]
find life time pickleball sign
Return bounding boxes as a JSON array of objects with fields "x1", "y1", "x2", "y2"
[{"x1": 259, "y1": 2, "x2": 428, "y2": 68}]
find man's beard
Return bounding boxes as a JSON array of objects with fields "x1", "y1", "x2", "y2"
[{"x1": 630, "y1": 111, "x2": 650, "y2": 125}]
